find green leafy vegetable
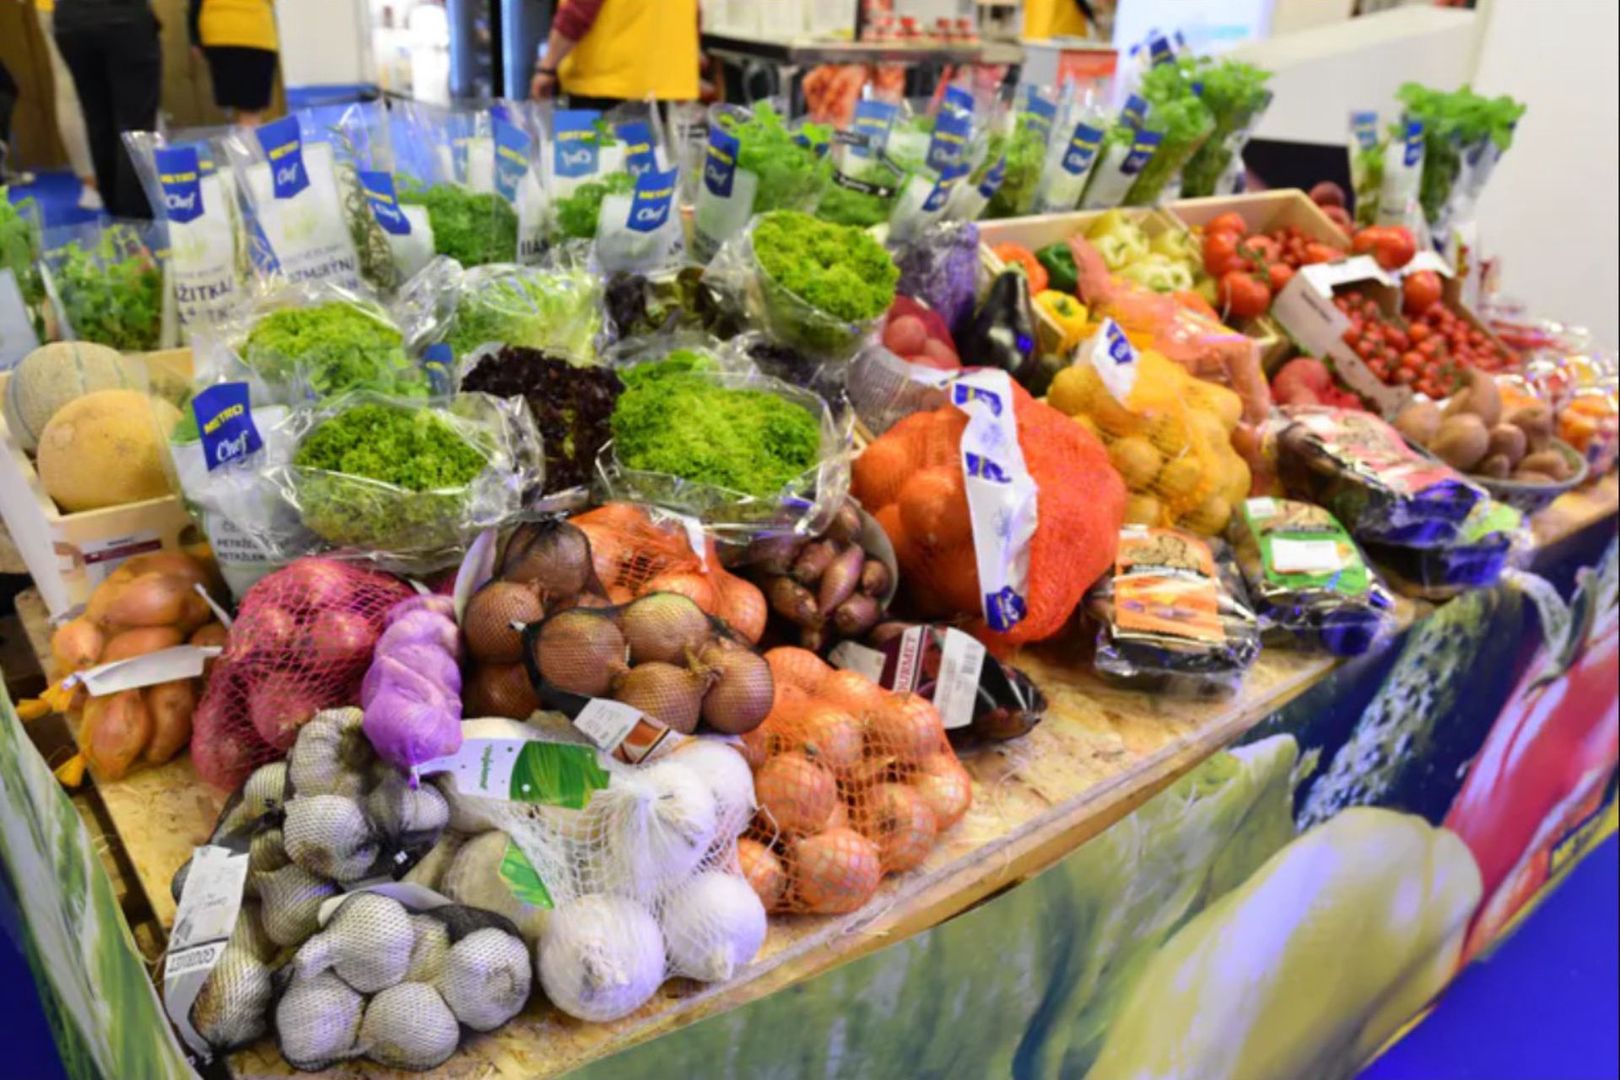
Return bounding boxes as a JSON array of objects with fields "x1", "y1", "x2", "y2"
[
  {"x1": 0, "y1": 190, "x2": 45, "y2": 336},
  {"x1": 48, "y1": 225, "x2": 163, "y2": 351},
  {"x1": 1126, "y1": 62, "x2": 1216, "y2": 205},
  {"x1": 718, "y1": 102, "x2": 832, "y2": 212},
  {"x1": 242, "y1": 301, "x2": 427, "y2": 398},
  {"x1": 611, "y1": 353, "x2": 821, "y2": 498},
  {"x1": 1395, "y1": 82, "x2": 1527, "y2": 225},
  {"x1": 1178, "y1": 57, "x2": 1273, "y2": 198},
  {"x1": 752, "y1": 210, "x2": 897, "y2": 323},
  {"x1": 445, "y1": 267, "x2": 602, "y2": 360},
  {"x1": 986, "y1": 112, "x2": 1050, "y2": 219},
  {"x1": 397, "y1": 180, "x2": 518, "y2": 266},
  {"x1": 554, "y1": 171, "x2": 634, "y2": 240}
]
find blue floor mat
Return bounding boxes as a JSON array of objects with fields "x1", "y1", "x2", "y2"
[
  {"x1": 1362, "y1": 834, "x2": 1620, "y2": 1080},
  {"x1": 5, "y1": 170, "x2": 102, "y2": 229}
]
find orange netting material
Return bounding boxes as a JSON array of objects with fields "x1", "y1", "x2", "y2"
[
  {"x1": 572, "y1": 503, "x2": 767, "y2": 644},
  {"x1": 737, "y1": 648, "x2": 972, "y2": 916},
  {"x1": 852, "y1": 380, "x2": 1125, "y2": 647}
]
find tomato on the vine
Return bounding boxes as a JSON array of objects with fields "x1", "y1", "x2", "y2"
[
  {"x1": 1207, "y1": 212, "x2": 1247, "y2": 238},
  {"x1": 1203, "y1": 230, "x2": 1243, "y2": 276},
  {"x1": 1219, "y1": 271, "x2": 1272, "y2": 319}
]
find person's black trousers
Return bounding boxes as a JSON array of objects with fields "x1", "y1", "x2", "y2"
[{"x1": 53, "y1": 17, "x2": 161, "y2": 218}]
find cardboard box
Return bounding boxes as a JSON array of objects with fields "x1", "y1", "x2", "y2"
[
  {"x1": 0, "y1": 349, "x2": 203, "y2": 621},
  {"x1": 1270, "y1": 256, "x2": 1412, "y2": 417},
  {"x1": 1166, "y1": 188, "x2": 1352, "y2": 248},
  {"x1": 1395, "y1": 249, "x2": 1517, "y2": 368}
]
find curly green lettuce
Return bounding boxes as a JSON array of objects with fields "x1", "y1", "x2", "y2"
[{"x1": 752, "y1": 210, "x2": 897, "y2": 323}]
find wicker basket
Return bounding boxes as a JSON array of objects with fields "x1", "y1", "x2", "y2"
[{"x1": 1469, "y1": 439, "x2": 1590, "y2": 516}]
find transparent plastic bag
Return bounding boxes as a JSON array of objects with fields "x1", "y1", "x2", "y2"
[
  {"x1": 1086, "y1": 526, "x2": 1260, "y2": 698},
  {"x1": 431, "y1": 261, "x2": 605, "y2": 361},
  {"x1": 489, "y1": 99, "x2": 552, "y2": 264},
  {"x1": 541, "y1": 102, "x2": 667, "y2": 247},
  {"x1": 270, "y1": 391, "x2": 542, "y2": 567},
  {"x1": 846, "y1": 343, "x2": 952, "y2": 437},
  {"x1": 594, "y1": 163, "x2": 686, "y2": 276},
  {"x1": 888, "y1": 86, "x2": 983, "y2": 242},
  {"x1": 692, "y1": 100, "x2": 833, "y2": 261},
  {"x1": 40, "y1": 217, "x2": 175, "y2": 350},
  {"x1": 596, "y1": 355, "x2": 852, "y2": 545},
  {"x1": 891, "y1": 219, "x2": 981, "y2": 340},
  {"x1": 1364, "y1": 498, "x2": 1529, "y2": 601},
  {"x1": 421, "y1": 721, "x2": 765, "y2": 1019},
  {"x1": 388, "y1": 102, "x2": 520, "y2": 267},
  {"x1": 817, "y1": 96, "x2": 903, "y2": 229},
  {"x1": 1277, "y1": 407, "x2": 1487, "y2": 548},
  {"x1": 702, "y1": 211, "x2": 897, "y2": 366},
  {"x1": 124, "y1": 129, "x2": 249, "y2": 333},
  {"x1": 1033, "y1": 86, "x2": 1108, "y2": 214},
  {"x1": 1228, "y1": 497, "x2": 1398, "y2": 656},
  {"x1": 984, "y1": 83, "x2": 1058, "y2": 219},
  {"x1": 223, "y1": 114, "x2": 364, "y2": 289}
]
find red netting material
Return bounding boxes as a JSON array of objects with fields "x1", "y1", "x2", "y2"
[
  {"x1": 740, "y1": 648, "x2": 973, "y2": 915},
  {"x1": 852, "y1": 380, "x2": 1126, "y2": 647},
  {"x1": 572, "y1": 503, "x2": 767, "y2": 644},
  {"x1": 191, "y1": 558, "x2": 414, "y2": 789}
]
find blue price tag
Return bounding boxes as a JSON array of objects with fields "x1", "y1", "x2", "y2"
[
  {"x1": 154, "y1": 145, "x2": 205, "y2": 224},
  {"x1": 1024, "y1": 90, "x2": 1057, "y2": 137},
  {"x1": 704, "y1": 125, "x2": 740, "y2": 197},
  {"x1": 850, "y1": 99, "x2": 898, "y2": 159},
  {"x1": 193, "y1": 383, "x2": 262, "y2": 471},
  {"x1": 1121, "y1": 130, "x2": 1163, "y2": 175},
  {"x1": 1062, "y1": 122, "x2": 1105, "y2": 176},
  {"x1": 255, "y1": 116, "x2": 308, "y2": 199},
  {"x1": 1120, "y1": 94, "x2": 1149, "y2": 130},
  {"x1": 927, "y1": 106, "x2": 974, "y2": 173},
  {"x1": 552, "y1": 109, "x2": 602, "y2": 179},
  {"x1": 978, "y1": 154, "x2": 1007, "y2": 199},
  {"x1": 493, "y1": 118, "x2": 531, "y2": 202},
  {"x1": 628, "y1": 166, "x2": 678, "y2": 233},
  {"x1": 357, "y1": 170, "x2": 410, "y2": 236},
  {"x1": 616, "y1": 120, "x2": 656, "y2": 177}
]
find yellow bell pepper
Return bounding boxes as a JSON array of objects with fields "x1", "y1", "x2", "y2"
[{"x1": 1033, "y1": 290, "x2": 1089, "y2": 352}]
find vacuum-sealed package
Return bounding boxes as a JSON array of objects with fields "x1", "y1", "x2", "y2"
[
  {"x1": 1277, "y1": 408, "x2": 1487, "y2": 548},
  {"x1": 1228, "y1": 497, "x2": 1398, "y2": 656},
  {"x1": 1364, "y1": 497, "x2": 1527, "y2": 601},
  {"x1": 1086, "y1": 525, "x2": 1260, "y2": 697},
  {"x1": 226, "y1": 114, "x2": 364, "y2": 289},
  {"x1": 595, "y1": 164, "x2": 685, "y2": 275}
]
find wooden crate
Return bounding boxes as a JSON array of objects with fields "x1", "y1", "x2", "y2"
[
  {"x1": 1166, "y1": 188, "x2": 1352, "y2": 247},
  {"x1": 0, "y1": 349, "x2": 203, "y2": 621}
]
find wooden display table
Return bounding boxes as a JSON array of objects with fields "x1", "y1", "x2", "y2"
[{"x1": 38, "y1": 473, "x2": 1620, "y2": 1079}]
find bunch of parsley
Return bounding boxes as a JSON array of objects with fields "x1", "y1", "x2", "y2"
[{"x1": 49, "y1": 224, "x2": 163, "y2": 351}]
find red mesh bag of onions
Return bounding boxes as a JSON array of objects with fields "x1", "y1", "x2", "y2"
[
  {"x1": 736, "y1": 647, "x2": 974, "y2": 916},
  {"x1": 518, "y1": 591, "x2": 775, "y2": 761},
  {"x1": 190, "y1": 558, "x2": 415, "y2": 789},
  {"x1": 571, "y1": 503, "x2": 767, "y2": 644}
]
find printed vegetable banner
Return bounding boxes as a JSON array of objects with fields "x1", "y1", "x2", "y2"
[
  {"x1": 571, "y1": 536, "x2": 1617, "y2": 1080},
  {"x1": 0, "y1": 689, "x2": 194, "y2": 1080}
]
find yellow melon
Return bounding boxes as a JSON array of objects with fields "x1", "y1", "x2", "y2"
[
  {"x1": 36, "y1": 390, "x2": 181, "y2": 512},
  {"x1": 3, "y1": 341, "x2": 136, "y2": 452}
]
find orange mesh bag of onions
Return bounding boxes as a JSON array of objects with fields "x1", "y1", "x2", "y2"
[
  {"x1": 736, "y1": 647, "x2": 974, "y2": 916},
  {"x1": 572, "y1": 503, "x2": 768, "y2": 643},
  {"x1": 190, "y1": 558, "x2": 415, "y2": 790}
]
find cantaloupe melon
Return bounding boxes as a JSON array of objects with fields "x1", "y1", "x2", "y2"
[
  {"x1": 36, "y1": 390, "x2": 182, "y2": 512},
  {"x1": 3, "y1": 341, "x2": 136, "y2": 453}
]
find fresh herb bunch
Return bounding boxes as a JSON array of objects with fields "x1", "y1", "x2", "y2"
[
  {"x1": 446, "y1": 268, "x2": 602, "y2": 359},
  {"x1": 1126, "y1": 62, "x2": 1215, "y2": 204},
  {"x1": 1178, "y1": 57, "x2": 1272, "y2": 198},
  {"x1": 461, "y1": 345, "x2": 623, "y2": 494},
  {"x1": 293, "y1": 401, "x2": 490, "y2": 550},
  {"x1": 1395, "y1": 82, "x2": 1526, "y2": 225},
  {"x1": 753, "y1": 210, "x2": 898, "y2": 322},
  {"x1": 985, "y1": 116, "x2": 1047, "y2": 218},
  {"x1": 718, "y1": 102, "x2": 833, "y2": 212},
  {"x1": 612, "y1": 353, "x2": 820, "y2": 498},
  {"x1": 49, "y1": 226, "x2": 163, "y2": 350},
  {"x1": 397, "y1": 181, "x2": 518, "y2": 266},
  {"x1": 554, "y1": 171, "x2": 634, "y2": 240},
  {"x1": 0, "y1": 191, "x2": 45, "y2": 336},
  {"x1": 242, "y1": 301, "x2": 426, "y2": 398},
  {"x1": 815, "y1": 157, "x2": 903, "y2": 228}
]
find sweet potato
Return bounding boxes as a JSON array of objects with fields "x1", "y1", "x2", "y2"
[
  {"x1": 1430, "y1": 414, "x2": 1490, "y2": 471},
  {"x1": 1485, "y1": 424, "x2": 1527, "y2": 469},
  {"x1": 82, "y1": 690, "x2": 152, "y2": 780},
  {"x1": 51, "y1": 618, "x2": 104, "y2": 675},
  {"x1": 100, "y1": 626, "x2": 184, "y2": 663},
  {"x1": 1518, "y1": 448, "x2": 1572, "y2": 482},
  {"x1": 143, "y1": 679, "x2": 197, "y2": 763}
]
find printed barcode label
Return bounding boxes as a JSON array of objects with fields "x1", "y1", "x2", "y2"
[
  {"x1": 935, "y1": 629, "x2": 986, "y2": 730},
  {"x1": 165, "y1": 941, "x2": 226, "y2": 980},
  {"x1": 572, "y1": 698, "x2": 643, "y2": 753},
  {"x1": 1271, "y1": 538, "x2": 1345, "y2": 574}
]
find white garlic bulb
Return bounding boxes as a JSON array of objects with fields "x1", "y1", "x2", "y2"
[
  {"x1": 358, "y1": 982, "x2": 461, "y2": 1071},
  {"x1": 191, "y1": 945, "x2": 271, "y2": 1050},
  {"x1": 437, "y1": 927, "x2": 532, "y2": 1032},
  {"x1": 257, "y1": 863, "x2": 338, "y2": 948},
  {"x1": 283, "y1": 794, "x2": 378, "y2": 882},
  {"x1": 287, "y1": 707, "x2": 372, "y2": 799},
  {"x1": 366, "y1": 772, "x2": 451, "y2": 840},
  {"x1": 219, "y1": 761, "x2": 288, "y2": 836},
  {"x1": 439, "y1": 831, "x2": 551, "y2": 944},
  {"x1": 275, "y1": 970, "x2": 363, "y2": 1070},
  {"x1": 294, "y1": 892, "x2": 412, "y2": 994},
  {"x1": 404, "y1": 915, "x2": 451, "y2": 985}
]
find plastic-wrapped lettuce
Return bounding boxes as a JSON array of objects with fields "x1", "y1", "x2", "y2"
[
  {"x1": 692, "y1": 101, "x2": 832, "y2": 260},
  {"x1": 1177, "y1": 57, "x2": 1273, "y2": 199},
  {"x1": 1124, "y1": 61, "x2": 1214, "y2": 205},
  {"x1": 430, "y1": 261, "x2": 605, "y2": 361},
  {"x1": 984, "y1": 85, "x2": 1058, "y2": 219}
]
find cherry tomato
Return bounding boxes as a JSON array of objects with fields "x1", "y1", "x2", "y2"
[
  {"x1": 1218, "y1": 271, "x2": 1272, "y2": 319},
  {"x1": 1267, "y1": 263, "x2": 1296, "y2": 291},
  {"x1": 1409, "y1": 322, "x2": 1432, "y2": 344},
  {"x1": 1241, "y1": 235, "x2": 1282, "y2": 266},
  {"x1": 1302, "y1": 242, "x2": 1343, "y2": 265}
]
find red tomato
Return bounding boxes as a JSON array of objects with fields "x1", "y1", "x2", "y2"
[
  {"x1": 1218, "y1": 272, "x2": 1272, "y2": 320},
  {"x1": 883, "y1": 313, "x2": 931, "y2": 356},
  {"x1": 1241, "y1": 235, "x2": 1282, "y2": 266},
  {"x1": 1301, "y1": 242, "x2": 1343, "y2": 265},
  {"x1": 1267, "y1": 263, "x2": 1296, "y2": 291},
  {"x1": 1402, "y1": 270, "x2": 1443, "y2": 317},
  {"x1": 1353, "y1": 225, "x2": 1418, "y2": 271},
  {"x1": 1202, "y1": 231, "x2": 1242, "y2": 276},
  {"x1": 1206, "y1": 212, "x2": 1247, "y2": 238},
  {"x1": 1409, "y1": 322, "x2": 1432, "y2": 344}
]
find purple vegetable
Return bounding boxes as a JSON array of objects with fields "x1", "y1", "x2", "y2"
[
  {"x1": 376, "y1": 610, "x2": 459, "y2": 657},
  {"x1": 384, "y1": 593, "x2": 457, "y2": 626},
  {"x1": 362, "y1": 655, "x2": 463, "y2": 771},
  {"x1": 362, "y1": 646, "x2": 460, "y2": 708},
  {"x1": 894, "y1": 220, "x2": 979, "y2": 340}
]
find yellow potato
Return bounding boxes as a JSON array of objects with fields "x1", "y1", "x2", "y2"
[
  {"x1": 1181, "y1": 494, "x2": 1233, "y2": 536},
  {"x1": 1187, "y1": 380, "x2": 1244, "y2": 433},
  {"x1": 1220, "y1": 453, "x2": 1253, "y2": 507},
  {"x1": 1123, "y1": 493, "x2": 1164, "y2": 526},
  {"x1": 1155, "y1": 455, "x2": 1206, "y2": 502},
  {"x1": 1047, "y1": 365, "x2": 1098, "y2": 418},
  {"x1": 1108, "y1": 437, "x2": 1164, "y2": 490}
]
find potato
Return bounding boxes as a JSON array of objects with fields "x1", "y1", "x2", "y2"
[
  {"x1": 1123, "y1": 493, "x2": 1164, "y2": 526},
  {"x1": 1430, "y1": 414, "x2": 1490, "y2": 472},
  {"x1": 101, "y1": 626, "x2": 184, "y2": 663},
  {"x1": 143, "y1": 679, "x2": 197, "y2": 764},
  {"x1": 1514, "y1": 469, "x2": 1556, "y2": 485},
  {"x1": 1182, "y1": 494, "x2": 1232, "y2": 535},
  {"x1": 81, "y1": 690, "x2": 152, "y2": 780},
  {"x1": 1108, "y1": 436, "x2": 1163, "y2": 490},
  {"x1": 1394, "y1": 401, "x2": 1442, "y2": 447},
  {"x1": 1443, "y1": 368, "x2": 1502, "y2": 428},
  {"x1": 1485, "y1": 424, "x2": 1527, "y2": 468},
  {"x1": 1518, "y1": 448, "x2": 1572, "y2": 482},
  {"x1": 1476, "y1": 453, "x2": 1513, "y2": 479},
  {"x1": 1506, "y1": 404, "x2": 1554, "y2": 452},
  {"x1": 104, "y1": 573, "x2": 189, "y2": 628}
]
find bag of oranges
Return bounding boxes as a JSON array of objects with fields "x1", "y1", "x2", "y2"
[{"x1": 1047, "y1": 320, "x2": 1253, "y2": 536}]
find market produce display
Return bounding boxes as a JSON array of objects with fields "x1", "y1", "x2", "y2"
[
  {"x1": 237, "y1": 297, "x2": 425, "y2": 400},
  {"x1": 738, "y1": 498, "x2": 894, "y2": 651},
  {"x1": 41, "y1": 222, "x2": 166, "y2": 351}
]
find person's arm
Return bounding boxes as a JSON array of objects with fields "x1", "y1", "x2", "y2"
[{"x1": 530, "y1": 0, "x2": 603, "y2": 98}]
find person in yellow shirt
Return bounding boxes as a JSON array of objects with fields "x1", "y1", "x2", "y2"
[
  {"x1": 188, "y1": 0, "x2": 279, "y2": 126},
  {"x1": 1023, "y1": 0, "x2": 1101, "y2": 40},
  {"x1": 529, "y1": 0, "x2": 698, "y2": 109}
]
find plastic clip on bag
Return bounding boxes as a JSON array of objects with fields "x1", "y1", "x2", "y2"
[
  {"x1": 272, "y1": 390, "x2": 544, "y2": 568},
  {"x1": 1227, "y1": 497, "x2": 1397, "y2": 655},
  {"x1": 40, "y1": 218, "x2": 174, "y2": 351},
  {"x1": 1086, "y1": 526, "x2": 1260, "y2": 697},
  {"x1": 125, "y1": 130, "x2": 247, "y2": 334}
]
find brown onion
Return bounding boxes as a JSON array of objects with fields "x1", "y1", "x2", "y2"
[
  {"x1": 105, "y1": 573, "x2": 188, "y2": 628},
  {"x1": 737, "y1": 837, "x2": 787, "y2": 911},
  {"x1": 791, "y1": 705, "x2": 864, "y2": 775},
  {"x1": 534, "y1": 610, "x2": 626, "y2": 696},
  {"x1": 51, "y1": 617, "x2": 104, "y2": 674},
  {"x1": 465, "y1": 662, "x2": 540, "y2": 719},
  {"x1": 755, "y1": 752, "x2": 835, "y2": 835},
  {"x1": 611, "y1": 662, "x2": 707, "y2": 734},
  {"x1": 913, "y1": 753, "x2": 972, "y2": 830},
  {"x1": 502, "y1": 520, "x2": 595, "y2": 599},
  {"x1": 857, "y1": 783, "x2": 938, "y2": 873},
  {"x1": 866, "y1": 693, "x2": 944, "y2": 765},
  {"x1": 621, "y1": 593, "x2": 711, "y2": 666},
  {"x1": 698, "y1": 645, "x2": 774, "y2": 734},
  {"x1": 788, "y1": 828, "x2": 881, "y2": 915},
  {"x1": 464, "y1": 580, "x2": 544, "y2": 663}
]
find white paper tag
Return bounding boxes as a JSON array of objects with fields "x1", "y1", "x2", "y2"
[
  {"x1": 570, "y1": 698, "x2": 645, "y2": 754},
  {"x1": 65, "y1": 531, "x2": 164, "y2": 583},
  {"x1": 418, "y1": 737, "x2": 528, "y2": 798},
  {"x1": 950, "y1": 370, "x2": 1039, "y2": 633},
  {"x1": 1269, "y1": 537, "x2": 1346, "y2": 574},
  {"x1": 1400, "y1": 249, "x2": 1452, "y2": 278},
  {"x1": 1078, "y1": 318, "x2": 1138, "y2": 405},
  {"x1": 1244, "y1": 497, "x2": 1280, "y2": 519},
  {"x1": 69, "y1": 644, "x2": 220, "y2": 696},
  {"x1": 934, "y1": 628, "x2": 987, "y2": 731},
  {"x1": 829, "y1": 640, "x2": 887, "y2": 683},
  {"x1": 164, "y1": 843, "x2": 250, "y2": 1060},
  {"x1": 1300, "y1": 255, "x2": 1392, "y2": 290}
]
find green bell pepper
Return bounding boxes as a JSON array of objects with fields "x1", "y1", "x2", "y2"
[{"x1": 1035, "y1": 241, "x2": 1080, "y2": 294}]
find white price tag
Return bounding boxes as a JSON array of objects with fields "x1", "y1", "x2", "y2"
[
  {"x1": 828, "y1": 640, "x2": 887, "y2": 683},
  {"x1": 69, "y1": 644, "x2": 220, "y2": 696},
  {"x1": 1244, "y1": 497, "x2": 1280, "y2": 519},
  {"x1": 934, "y1": 628, "x2": 986, "y2": 731},
  {"x1": 1270, "y1": 537, "x2": 1346, "y2": 575},
  {"x1": 164, "y1": 843, "x2": 250, "y2": 1060},
  {"x1": 419, "y1": 738, "x2": 530, "y2": 799},
  {"x1": 950, "y1": 370, "x2": 1039, "y2": 634},
  {"x1": 570, "y1": 698, "x2": 645, "y2": 754}
]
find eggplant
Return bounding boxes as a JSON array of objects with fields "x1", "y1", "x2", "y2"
[{"x1": 959, "y1": 269, "x2": 1039, "y2": 387}]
